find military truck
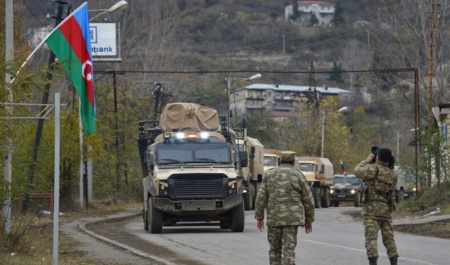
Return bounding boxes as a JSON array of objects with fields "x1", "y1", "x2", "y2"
[
  {"x1": 263, "y1": 153, "x2": 281, "y2": 172},
  {"x1": 330, "y1": 174, "x2": 362, "y2": 207},
  {"x1": 235, "y1": 131, "x2": 265, "y2": 211},
  {"x1": 138, "y1": 103, "x2": 247, "y2": 233},
  {"x1": 296, "y1": 156, "x2": 334, "y2": 208}
]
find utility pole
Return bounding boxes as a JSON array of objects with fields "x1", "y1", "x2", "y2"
[
  {"x1": 22, "y1": 1, "x2": 69, "y2": 212},
  {"x1": 3, "y1": 0, "x2": 14, "y2": 234},
  {"x1": 427, "y1": 0, "x2": 435, "y2": 188}
]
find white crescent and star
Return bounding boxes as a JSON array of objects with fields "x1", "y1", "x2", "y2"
[{"x1": 82, "y1": 60, "x2": 93, "y2": 81}]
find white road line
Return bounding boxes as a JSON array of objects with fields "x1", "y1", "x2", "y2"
[{"x1": 301, "y1": 239, "x2": 436, "y2": 265}]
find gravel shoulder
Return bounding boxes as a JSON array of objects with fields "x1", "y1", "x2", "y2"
[{"x1": 60, "y1": 208, "x2": 157, "y2": 265}]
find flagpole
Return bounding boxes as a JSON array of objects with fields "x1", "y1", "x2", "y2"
[{"x1": 79, "y1": 99, "x2": 84, "y2": 208}]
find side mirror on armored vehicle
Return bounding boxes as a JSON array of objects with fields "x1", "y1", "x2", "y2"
[
  {"x1": 249, "y1": 146, "x2": 255, "y2": 159},
  {"x1": 147, "y1": 151, "x2": 154, "y2": 173},
  {"x1": 239, "y1": 151, "x2": 248, "y2": 167}
]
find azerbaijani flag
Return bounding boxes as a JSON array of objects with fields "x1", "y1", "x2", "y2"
[
  {"x1": 45, "y1": 2, "x2": 96, "y2": 135},
  {"x1": 340, "y1": 159, "x2": 346, "y2": 173}
]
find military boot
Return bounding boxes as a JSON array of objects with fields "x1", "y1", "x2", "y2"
[
  {"x1": 369, "y1": 258, "x2": 377, "y2": 265},
  {"x1": 390, "y1": 257, "x2": 398, "y2": 265}
]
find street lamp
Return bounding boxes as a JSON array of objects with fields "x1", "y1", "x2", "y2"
[
  {"x1": 90, "y1": 0, "x2": 128, "y2": 21},
  {"x1": 226, "y1": 73, "x2": 262, "y2": 127},
  {"x1": 321, "y1": 106, "x2": 348, "y2": 158}
]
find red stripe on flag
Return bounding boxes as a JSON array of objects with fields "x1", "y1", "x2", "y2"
[{"x1": 59, "y1": 17, "x2": 94, "y2": 108}]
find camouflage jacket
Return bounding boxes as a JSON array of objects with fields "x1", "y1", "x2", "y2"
[
  {"x1": 354, "y1": 160, "x2": 397, "y2": 218},
  {"x1": 254, "y1": 164, "x2": 315, "y2": 226}
]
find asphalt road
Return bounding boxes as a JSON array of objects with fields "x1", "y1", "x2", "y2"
[{"x1": 85, "y1": 207, "x2": 450, "y2": 265}]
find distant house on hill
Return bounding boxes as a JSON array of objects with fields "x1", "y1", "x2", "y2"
[
  {"x1": 285, "y1": 1, "x2": 335, "y2": 27},
  {"x1": 229, "y1": 83, "x2": 352, "y2": 123}
]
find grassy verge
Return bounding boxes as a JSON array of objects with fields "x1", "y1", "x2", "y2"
[
  {"x1": 395, "y1": 181, "x2": 450, "y2": 216},
  {"x1": 1, "y1": 198, "x2": 140, "y2": 265}
]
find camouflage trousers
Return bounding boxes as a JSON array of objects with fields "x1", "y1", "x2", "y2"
[
  {"x1": 267, "y1": 225, "x2": 298, "y2": 265},
  {"x1": 364, "y1": 217, "x2": 398, "y2": 259}
]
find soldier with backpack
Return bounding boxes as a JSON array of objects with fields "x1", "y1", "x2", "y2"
[{"x1": 354, "y1": 147, "x2": 399, "y2": 265}]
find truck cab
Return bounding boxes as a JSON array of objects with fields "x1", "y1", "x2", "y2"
[
  {"x1": 263, "y1": 153, "x2": 280, "y2": 172},
  {"x1": 296, "y1": 156, "x2": 334, "y2": 209}
]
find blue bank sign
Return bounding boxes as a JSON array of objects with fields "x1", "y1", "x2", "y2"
[{"x1": 89, "y1": 23, "x2": 120, "y2": 61}]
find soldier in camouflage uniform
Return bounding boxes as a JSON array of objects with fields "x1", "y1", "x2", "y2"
[
  {"x1": 254, "y1": 151, "x2": 315, "y2": 265},
  {"x1": 354, "y1": 148, "x2": 399, "y2": 265}
]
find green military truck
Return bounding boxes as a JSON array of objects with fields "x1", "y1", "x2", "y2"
[{"x1": 138, "y1": 103, "x2": 247, "y2": 233}]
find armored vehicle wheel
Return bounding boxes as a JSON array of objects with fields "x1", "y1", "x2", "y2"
[
  {"x1": 321, "y1": 187, "x2": 330, "y2": 208},
  {"x1": 354, "y1": 193, "x2": 361, "y2": 207},
  {"x1": 220, "y1": 220, "x2": 231, "y2": 229},
  {"x1": 251, "y1": 182, "x2": 258, "y2": 210},
  {"x1": 144, "y1": 208, "x2": 149, "y2": 231},
  {"x1": 313, "y1": 187, "x2": 321, "y2": 208},
  {"x1": 147, "y1": 197, "x2": 163, "y2": 234},
  {"x1": 243, "y1": 192, "x2": 252, "y2": 211},
  {"x1": 334, "y1": 201, "x2": 340, "y2": 207},
  {"x1": 231, "y1": 201, "x2": 245, "y2": 232}
]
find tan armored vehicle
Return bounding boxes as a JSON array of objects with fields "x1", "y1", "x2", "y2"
[{"x1": 138, "y1": 103, "x2": 247, "y2": 233}]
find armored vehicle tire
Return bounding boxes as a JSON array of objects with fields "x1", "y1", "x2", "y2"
[
  {"x1": 251, "y1": 182, "x2": 258, "y2": 210},
  {"x1": 147, "y1": 197, "x2": 163, "y2": 234},
  {"x1": 243, "y1": 192, "x2": 252, "y2": 211},
  {"x1": 231, "y1": 201, "x2": 245, "y2": 232},
  {"x1": 144, "y1": 209, "x2": 149, "y2": 231},
  {"x1": 354, "y1": 193, "x2": 361, "y2": 207},
  {"x1": 321, "y1": 187, "x2": 330, "y2": 208},
  {"x1": 333, "y1": 201, "x2": 340, "y2": 207},
  {"x1": 220, "y1": 220, "x2": 231, "y2": 229},
  {"x1": 313, "y1": 187, "x2": 321, "y2": 208}
]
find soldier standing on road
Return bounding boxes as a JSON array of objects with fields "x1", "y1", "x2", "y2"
[
  {"x1": 354, "y1": 147, "x2": 399, "y2": 265},
  {"x1": 254, "y1": 151, "x2": 315, "y2": 265}
]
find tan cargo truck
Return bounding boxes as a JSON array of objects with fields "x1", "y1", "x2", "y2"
[
  {"x1": 138, "y1": 103, "x2": 247, "y2": 233},
  {"x1": 263, "y1": 153, "x2": 281, "y2": 172},
  {"x1": 235, "y1": 131, "x2": 264, "y2": 210},
  {"x1": 296, "y1": 156, "x2": 334, "y2": 208}
]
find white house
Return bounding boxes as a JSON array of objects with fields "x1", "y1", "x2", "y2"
[{"x1": 285, "y1": 1, "x2": 335, "y2": 27}]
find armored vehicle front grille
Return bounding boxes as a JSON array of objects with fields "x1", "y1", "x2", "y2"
[{"x1": 168, "y1": 174, "x2": 228, "y2": 199}]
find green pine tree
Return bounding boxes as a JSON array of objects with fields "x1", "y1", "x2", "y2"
[
  {"x1": 328, "y1": 62, "x2": 345, "y2": 83},
  {"x1": 331, "y1": 0, "x2": 345, "y2": 27}
]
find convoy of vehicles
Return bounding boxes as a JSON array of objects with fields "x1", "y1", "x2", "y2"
[
  {"x1": 138, "y1": 103, "x2": 248, "y2": 233},
  {"x1": 296, "y1": 157, "x2": 334, "y2": 208},
  {"x1": 330, "y1": 174, "x2": 362, "y2": 207}
]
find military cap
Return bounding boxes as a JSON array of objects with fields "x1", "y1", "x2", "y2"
[
  {"x1": 280, "y1": 151, "x2": 296, "y2": 163},
  {"x1": 378, "y1": 147, "x2": 392, "y2": 163}
]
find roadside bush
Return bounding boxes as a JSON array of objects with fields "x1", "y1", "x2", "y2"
[{"x1": 0, "y1": 214, "x2": 51, "y2": 255}]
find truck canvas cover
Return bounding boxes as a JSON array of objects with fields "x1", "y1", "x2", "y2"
[{"x1": 159, "y1": 103, "x2": 220, "y2": 132}]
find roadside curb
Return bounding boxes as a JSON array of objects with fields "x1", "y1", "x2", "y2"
[
  {"x1": 76, "y1": 208, "x2": 178, "y2": 265},
  {"x1": 393, "y1": 214, "x2": 450, "y2": 226}
]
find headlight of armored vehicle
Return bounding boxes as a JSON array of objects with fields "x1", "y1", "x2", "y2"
[
  {"x1": 330, "y1": 189, "x2": 334, "y2": 194},
  {"x1": 228, "y1": 180, "x2": 237, "y2": 194},
  {"x1": 159, "y1": 181, "x2": 169, "y2": 196},
  {"x1": 176, "y1": 132, "x2": 185, "y2": 139},
  {"x1": 351, "y1": 189, "x2": 356, "y2": 194}
]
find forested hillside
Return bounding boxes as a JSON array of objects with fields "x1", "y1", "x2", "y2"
[{"x1": 1, "y1": 0, "x2": 448, "y2": 204}]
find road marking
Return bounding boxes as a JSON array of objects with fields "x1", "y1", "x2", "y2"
[{"x1": 301, "y1": 239, "x2": 436, "y2": 265}]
